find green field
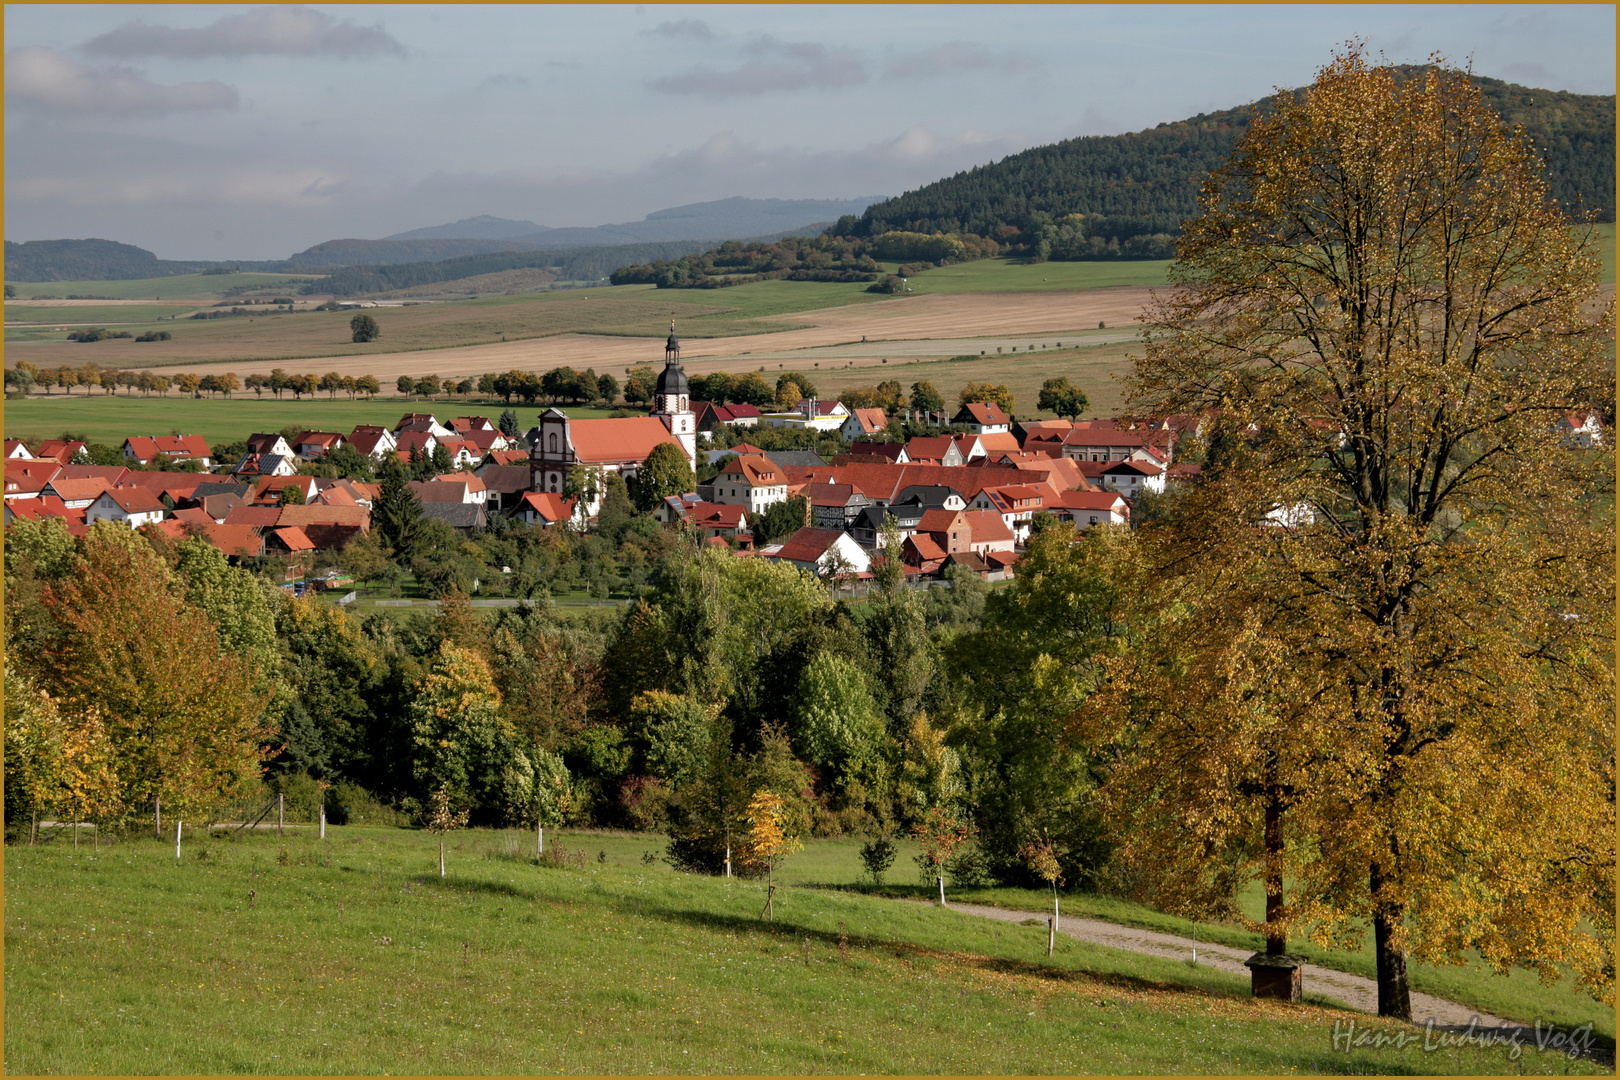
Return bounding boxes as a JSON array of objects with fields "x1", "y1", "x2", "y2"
[
  {"x1": 1, "y1": 394, "x2": 615, "y2": 448},
  {"x1": 901, "y1": 257, "x2": 1173, "y2": 294},
  {"x1": 5, "y1": 825, "x2": 1598, "y2": 1075},
  {"x1": 820, "y1": 341, "x2": 1139, "y2": 419},
  {"x1": 4, "y1": 304, "x2": 205, "y2": 327},
  {"x1": 7, "y1": 273, "x2": 321, "y2": 302}
]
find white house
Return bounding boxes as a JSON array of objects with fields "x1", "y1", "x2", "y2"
[
  {"x1": 711, "y1": 454, "x2": 790, "y2": 515},
  {"x1": 763, "y1": 527, "x2": 872, "y2": 576},
  {"x1": 951, "y1": 401, "x2": 1011, "y2": 435},
  {"x1": 840, "y1": 408, "x2": 889, "y2": 441},
  {"x1": 84, "y1": 486, "x2": 166, "y2": 528},
  {"x1": 1052, "y1": 490, "x2": 1130, "y2": 530}
]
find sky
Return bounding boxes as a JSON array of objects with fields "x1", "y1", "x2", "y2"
[{"x1": 6, "y1": 4, "x2": 1615, "y2": 261}]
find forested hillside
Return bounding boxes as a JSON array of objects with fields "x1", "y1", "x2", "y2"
[
  {"x1": 316, "y1": 240, "x2": 719, "y2": 296},
  {"x1": 3, "y1": 239, "x2": 212, "y2": 282},
  {"x1": 837, "y1": 70, "x2": 1615, "y2": 243}
]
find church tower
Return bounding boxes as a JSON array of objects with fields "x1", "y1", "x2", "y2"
[{"x1": 652, "y1": 321, "x2": 697, "y2": 469}]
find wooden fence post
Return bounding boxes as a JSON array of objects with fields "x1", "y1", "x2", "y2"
[
  {"x1": 155, "y1": 796, "x2": 162, "y2": 840},
  {"x1": 537, "y1": 824, "x2": 544, "y2": 857},
  {"x1": 277, "y1": 794, "x2": 284, "y2": 836},
  {"x1": 1048, "y1": 917, "x2": 1055, "y2": 958},
  {"x1": 938, "y1": 876, "x2": 945, "y2": 906},
  {"x1": 175, "y1": 820, "x2": 182, "y2": 860},
  {"x1": 724, "y1": 846, "x2": 731, "y2": 879},
  {"x1": 320, "y1": 804, "x2": 326, "y2": 840}
]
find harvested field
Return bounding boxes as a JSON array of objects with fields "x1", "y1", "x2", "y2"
[{"x1": 113, "y1": 287, "x2": 1159, "y2": 383}]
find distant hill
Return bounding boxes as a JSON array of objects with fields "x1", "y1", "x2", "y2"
[
  {"x1": 385, "y1": 216, "x2": 546, "y2": 242},
  {"x1": 3, "y1": 238, "x2": 212, "y2": 282},
  {"x1": 837, "y1": 71, "x2": 1614, "y2": 243},
  {"x1": 378, "y1": 196, "x2": 886, "y2": 251}
]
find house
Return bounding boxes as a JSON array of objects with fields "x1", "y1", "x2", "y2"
[
  {"x1": 34, "y1": 440, "x2": 87, "y2": 464},
  {"x1": 251, "y1": 475, "x2": 318, "y2": 505},
  {"x1": 84, "y1": 486, "x2": 166, "y2": 528},
  {"x1": 952, "y1": 401, "x2": 1011, "y2": 435},
  {"x1": 395, "y1": 413, "x2": 454, "y2": 438},
  {"x1": 970, "y1": 484, "x2": 1046, "y2": 542},
  {"x1": 245, "y1": 433, "x2": 296, "y2": 458},
  {"x1": 419, "y1": 502, "x2": 488, "y2": 534},
  {"x1": 763, "y1": 399, "x2": 848, "y2": 432},
  {"x1": 291, "y1": 431, "x2": 345, "y2": 460},
  {"x1": 436, "y1": 439, "x2": 482, "y2": 468},
  {"x1": 39, "y1": 476, "x2": 112, "y2": 510},
  {"x1": 1059, "y1": 424, "x2": 1174, "y2": 464},
  {"x1": 448, "y1": 416, "x2": 497, "y2": 435},
  {"x1": 233, "y1": 452, "x2": 298, "y2": 478},
  {"x1": 276, "y1": 503, "x2": 371, "y2": 535},
  {"x1": 1558, "y1": 410, "x2": 1605, "y2": 448},
  {"x1": 394, "y1": 430, "x2": 438, "y2": 458},
  {"x1": 415, "y1": 475, "x2": 489, "y2": 505},
  {"x1": 1051, "y1": 490, "x2": 1131, "y2": 530},
  {"x1": 911, "y1": 508, "x2": 972, "y2": 559},
  {"x1": 4, "y1": 439, "x2": 35, "y2": 460},
  {"x1": 456, "y1": 427, "x2": 511, "y2": 454},
  {"x1": 763, "y1": 450, "x2": 827, "y2": 469},
  {"x1": 4, "y1": 496, "x2": 84, "y2": 528},
  {"x1": 973, "y1": 432, "x2": 1020, "y2": 457},
  {"x1": 846, "y1": 442, "x2": 909, "y2": 464},
  {"x1": 961, "y1": 510, "x2": 1017, "y2": 555},
  {"x1": 840, "y1": 408, "x2": 890, "y2": 441},
  {"x1": 682, "y1": 501, "x2": 750, "y2": 542},
  {"x1": 903, "y1": 436, "x2": 964, "y2": 467},
  {"x1": 1098, "y1": 459, "x2": 1166, "y2": 498},
  {"x1": 763, "y1": 527, "x2": 872, "y2": 576},
  {"x1": 712, "y1": 454, "x2": 790, "y2": 515},
  {"x1": 695, "y1": 402, "x2": 763, "y2": 431},
  {"x1": 510, "y1": 492, "x2": 579, "y2": 528},
  {"x1": 266, "y1": 526, "x2": 318, "y2": 556},
  {"x1": 4, "y1": 460, "x2": 62, "y2": 502},
  {"x1": 480, "y1": 448, "x2": 529, "y2": 468},
  {"x1": 122, "y1": 435, "x2": 212, "y2": 467},
  {"x1": 706, "y1": 441, "x2": 769, "y2": 465},
  {"x1": 223, "y1": 504, "x2": 285, "y2": 529},
  {"x1": 473, "y1": 463, "x2": 534, "y2": 512},
  {"x1": 802, "y1": 482, "x2": 868, "y2": 531},
  {"x1": 346, "y1": 426, "x2": 398, "y2": 461}
]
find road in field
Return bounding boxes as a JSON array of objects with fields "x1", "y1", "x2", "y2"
[{"x1": 131, "y1": 287, "x2": 1158, "y2": 381}]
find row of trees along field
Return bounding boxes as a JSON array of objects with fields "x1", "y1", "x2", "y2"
[{"x1": 4, "y1": 51, "x2": 1608, "y2": 1024}]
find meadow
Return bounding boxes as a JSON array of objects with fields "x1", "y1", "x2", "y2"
[
  {"x1": 8, "y1": 273, "x2": 321, "y2": 302},
  {"x1": 5, "y1": 824, "x2": 1600, "y2": 1076},
  {"x1": 0, "y1": 393, "x2": 615, "y2": 449}
]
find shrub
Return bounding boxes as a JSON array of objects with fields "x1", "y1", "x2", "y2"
[{"x1": 859, "y1": 836, "x2": 897, "y2": 885}]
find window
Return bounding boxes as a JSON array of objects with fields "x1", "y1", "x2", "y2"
[{"x1": 548, "y1": 432, "x2": 558, "y2": 453}]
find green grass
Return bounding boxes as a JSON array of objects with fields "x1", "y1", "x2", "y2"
[
  {"x1": 1587, "y1": 223, "x2": 1615, "y2": 284},
  {"x1": 4, "y1": 304, "x2": 204, "y2": 327},
  {"x1": 7, "y1": 273, "x2": 321, "y2": 302},
  {"x1": 0, "y1": 394, "x2": 614, "y2": 448},
  {"x1": 769, "y1": 837, "x2": 1613, "y2": 1043},
  {"x1": 902, "y1": 257, "x2": 1173, "y2": 294},
  {"x1": 820, "y1": 340, "x2": 1139, "y2": 419},
  {"x1": 5, "y1": 826, "x2": 1597, "y2": 1076}
]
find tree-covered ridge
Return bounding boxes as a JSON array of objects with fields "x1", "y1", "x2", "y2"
[
  {"x1": 3, "y1": 239, "x2": 215, "y2": 283},
  {"x1": 839, "y1": 69, "x2": 1614, "y2": 243}
]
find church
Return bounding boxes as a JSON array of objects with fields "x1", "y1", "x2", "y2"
[{"x1": 528, "y1": 325, "x2": 697, "y2": 517}]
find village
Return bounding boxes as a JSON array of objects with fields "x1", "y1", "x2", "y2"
[{"x1": 2, "y1": 330, "x2": 1225, "y2": 592}]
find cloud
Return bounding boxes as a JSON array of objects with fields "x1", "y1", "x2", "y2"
[
  {"x1": 883, "y1": 42, "x2": 1035, "y2": 80},
  {"x1": 82, "y1": 6, "x2": 405, "y2": 60},
  {"x1": 650, "y1": 36, "x2": 868, "y2": 96},
  {"x1": 5, "y1": 47, "x2": 238, "y2": 114},
  {"x1": 9, "y1": 163, "x2": 346, "y2": 209},
  {"x1": 479, "y1": 73, "x2": 531, "y2": 90},
  {"x1": 640, "y1": 19, "x2": 717, "y2": 41}
]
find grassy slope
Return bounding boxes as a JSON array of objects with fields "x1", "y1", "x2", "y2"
[
  {"x1": 5, "y1": 825, "x2": 1596, "y2": 1076},
  {"x1": 8, "y1": 273, "x2": 318, "y2": 301},
  {"x1": 1, "y1": 394, "x2": 615, "y2": 447},
  {"x1": 901, "y1": 257, "x2": 1173, "y2": 294},
  {"x1": 4, "y1": 304, "x2": 205, "y2": 326},
  {"x1": 778, "y1": 838, "x2": 1615, "y2": 1043}
]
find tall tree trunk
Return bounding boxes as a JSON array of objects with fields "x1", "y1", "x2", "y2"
[
  {"x1": 1264, "y1": 789, "x2": 1286, "y2": 955},
  {"x1": 1370, "y1": 861, "x2": 1411, "y2": 1019}
]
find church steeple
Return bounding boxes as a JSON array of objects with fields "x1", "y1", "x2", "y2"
[{"x1": 652, "y1": 323, "x2": 696, "y2": 470}]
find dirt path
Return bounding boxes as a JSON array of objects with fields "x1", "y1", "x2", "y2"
[{"x1": 936, "y1": 898, "x2": 1617, "y2": 1065}]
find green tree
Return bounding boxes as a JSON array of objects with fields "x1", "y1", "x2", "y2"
[
  {"x1": 498, "y1": 408, "x2": 520, "y2": 439},
  {"x1": 409, "y1": 642, "x2": 532, "y2": 825},
  {"x1": 415, "y1": 375, "x2": 440, "y2": 399},
  {"x1": 908, "y1": 380, "x2": 944, "y2": 416},
  {"x1": 1119, "y1": 49, "x2": 1615, "y2": 1018},
  {"x1": 350, "y1": 313, "x2": 379, "y2": 343},
  {"x1": 1037, "y1": 377, "x2": 1089, "y2": 420},
  {"x1": 958, "y1": 382, "x2": 1015, "y2": 415},
  {"x1": 596, "y1": 373, "x2": 619, "y2": 405},
  {"x1": 396, "y1": 375, "x2": 415, "y2": 395},
  {"x1": 754, "y1": 496, "x2": 808, "y2": 546},
  {"x1": 793, "y1": 651, "x2": 890, "y2": 794},
  {"x1": 372, "y1": 469, "x2": 424, "y2": 562},
  {"x1": 277, "y1": 484, "x2": 305, "y2": 506},
  {"x1": 356, "y1": 374, "x2": 381, "y2": 398},
  {"x1": 630, "y1": 442, "x2": 696, "y2": 512}
]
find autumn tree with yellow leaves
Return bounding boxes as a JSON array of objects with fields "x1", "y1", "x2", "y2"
[
  {"x1": 1101, "y1": 47, "x2": 1615, "y2": 1019},
  {"x1": 743, "y1": 790, "x2": 802, "y2": 919}
]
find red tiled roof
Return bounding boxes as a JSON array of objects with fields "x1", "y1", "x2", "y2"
[
  {"x1": 689, "y1": 502, "x2": 746, "y2": 528},
  {"x1": 916, "y1": 508, "x2": 964, "y2": 534},
  {"x1": 395, "y1": 431, "x2": 436, "y2": 453},
  {"x1": 224, "y1": 505, "x2": 284, "y2": 528},
  {"x1": 718, "y1": 454, "x2": 783, "y2": 486},
  {"x1": 41, "y1": 477, "x2": 111, "y2": 502},
  {"x1": 963, "y1": 510, "x2": 1015, "y2": 545},
  {"x1": 171, "y1": 506, "x2": 215, "y2": 526},
  {"x1": 56, "y1": 465, "x2": 132, "y2": 485},
  {"x1": 133, "y1": 472, "x2": 220, "y2": 502},
  {"x1": 770, "y1": 527, "x2": 845, "y2": 563},
  {"x1": 513, "y1": 492, "x2": 576, "y2": 522},
  {"x1": 975, "y1": 432, "x2": 1019, "y2": 455},
  {"x1": 906, "y1": 533, "x2": 947, "y2": 561},
  {"x1": 483, "y1": 449, "x2": 528, "y2": 466},
  {"x1": 271, "y1": 526, "x2": 317, "y2": 551},
  {"x1": 347, "y1": 431, "x2": 392, "y2": 455},
  {"x1": 125, "y1": 435, "x2": 211, "y2": 459},
  {"x1": 5, "y1": 495, "x2": 83, "y2": 524},
  {"x1": 904, "y1": 436, "x2": 957, "y2": 461},
  {"x1": 565, "y1": 417, "x2": 683, "y2": 465},
  {"x1": 803, "y1": 482, "x2": 856, "y2": 507},
  {"x1": 849, "y1": 442, "x2": 906, "y2": 461},
  {"x1": 198, "y1": 523, "x2": 265, "y2": 557},
  {"x1": 34, "y1": 440, "x2": 87, "y2": 464},
  {"x1": 100, "y1": 486, "x2": 166, "y2": 515},
  {"x1": 846, "y1": 407, "x2": 888, "y2": 434},
  {"x1": 1055, "y1": 490, "x2": 1128, "y2": 511},
  {"x1": 276, "y1": 504, "x2": 370, "y2": 530},
  {"x1": 958, "y1": 401, "x2": 1010, "y2": 426}
]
